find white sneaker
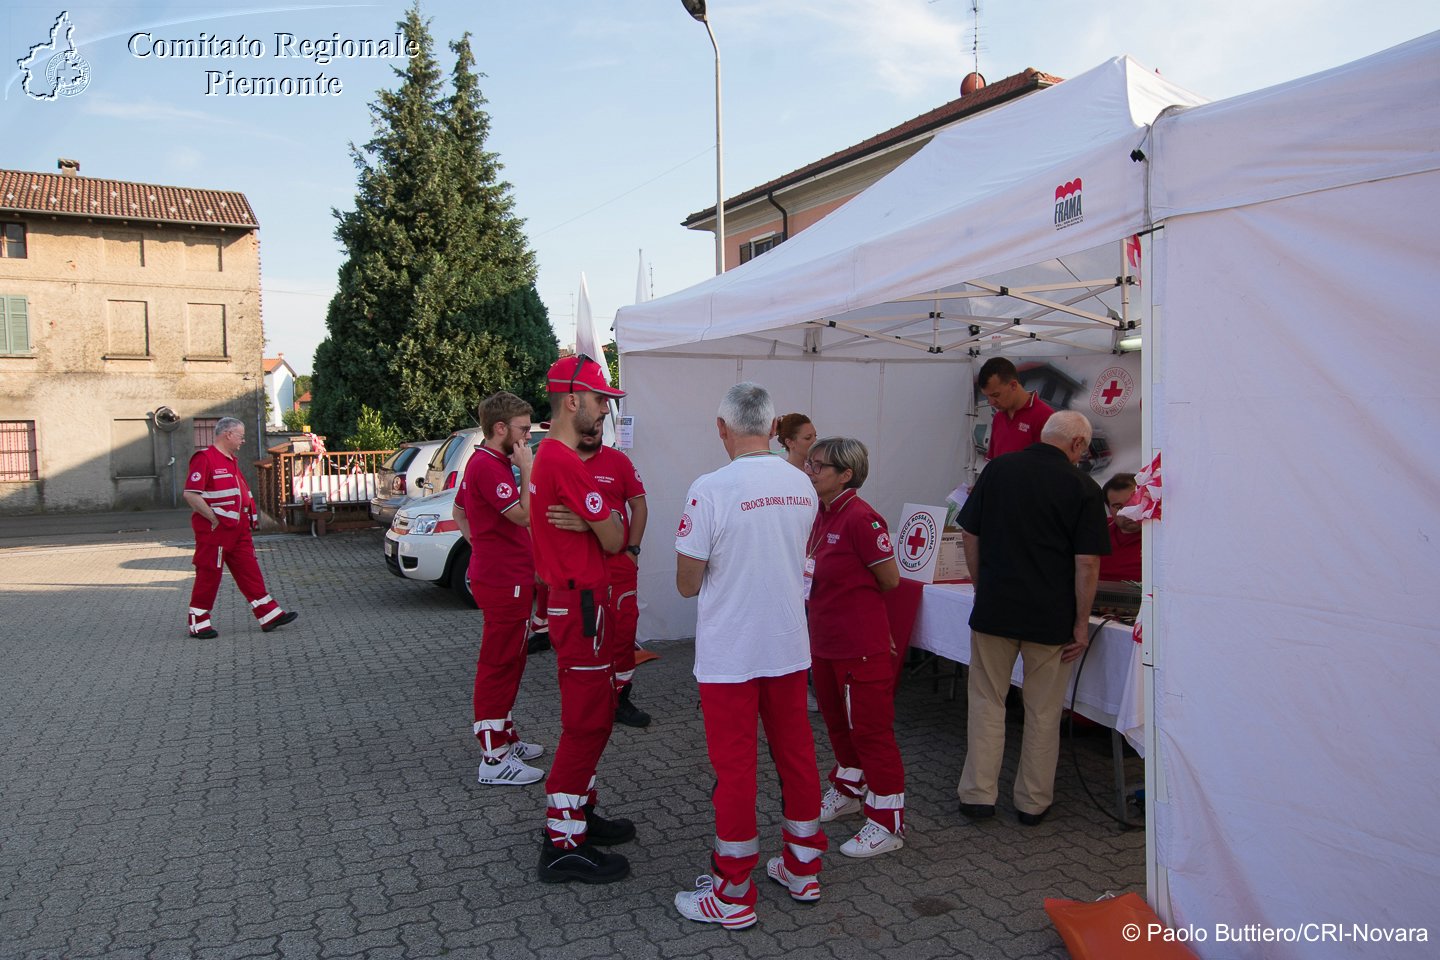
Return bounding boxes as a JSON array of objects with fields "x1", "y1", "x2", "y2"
[
  {"x1": 765, "y1": 856, "x2": 820, "y2": 902},
  {"x1": 512, "y1": 741, "x2": 544, "y2": 762},
  {"x1": 476, "y1": 752, "x2": 543, "y2": 785},
  {"x1": 674, "y1": 875, "x2": 757, "y2": 929},
  {"x1": 840, "y1": 821, "x2": 904, "y2": 859},
  {"x1": 818, "y1": 786, "x2": 863, "y2": 823}
]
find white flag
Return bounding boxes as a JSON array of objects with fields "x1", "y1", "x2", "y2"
[
  {"x1": 574, "y1": 272, "x2": 611, "y2": 384},
  {"x1": 635, "y1": 249, "x2": 649, "y2": 304}
]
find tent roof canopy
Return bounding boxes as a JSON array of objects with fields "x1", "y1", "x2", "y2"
[{"x1": 618, "y1": 56, "x2": 1207, "y2": 359}]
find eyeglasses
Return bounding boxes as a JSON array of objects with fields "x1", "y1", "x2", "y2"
[
  {"x1": 510, "y1": 423, "x2": 532, "y2": 434},
  {"x1": 803, "y1": 458, "x2": 836, "y2": 473}
]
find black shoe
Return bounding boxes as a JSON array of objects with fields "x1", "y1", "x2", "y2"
[
  {"x1": 526, "y1": 631, "x2": 551, "y2": 655},
  {"x1": 959, "y1": 802, "x2": 996, "y2": 821},
  {"x1": 614, "y1": 686, "x2": 651, "y2": 728},
  {"x1": 1017, "y1": 807, "x2": 1051, "y2": 827},
  {"x1": 583, "y1": 803, "x2": 636, "y2": 846},
  {"x1": 189, "y1": 628, "x2": 219, "y2": 640},
  {"x1": 261, "y1": 610, "x2": 299, "y2": 633},
  {"x1": 537, "y1": 836, "x2": 630, "y2": 884}
]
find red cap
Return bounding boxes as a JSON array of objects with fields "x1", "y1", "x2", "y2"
[{"x1": 546, "y1": 355, "x2": 625, "y2": 398}]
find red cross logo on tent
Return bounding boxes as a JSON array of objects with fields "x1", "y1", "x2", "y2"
[{"x1": 1101, "y1": 380, "x2": 1124, "y2": 405}]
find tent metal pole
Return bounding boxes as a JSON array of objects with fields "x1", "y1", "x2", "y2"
[{"x1": 967, "y1": 279, "x2": 1122, "y2": 327}]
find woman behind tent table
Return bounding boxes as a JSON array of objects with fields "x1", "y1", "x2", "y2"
[
  {"x1": 777, "y1": 413, "x2": 816, "y2": 471},
  {"x1": 802, "y1": 436, "x2": 906, "y2": 858}
]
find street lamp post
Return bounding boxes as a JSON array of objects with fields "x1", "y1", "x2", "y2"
[{"x1": 681, "y1": 0, "x2": 725, "y2": 274}]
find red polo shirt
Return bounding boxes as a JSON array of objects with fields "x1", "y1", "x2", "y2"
[
  {"x1": 584, "y1": 445, "x2": 646, "y2": 540},
  {"x1": 806, "y1": 488, "x2": 896, "y2": 659},
  {"x1": 529, "y1": 438, "x2": 612, "y2": 590},
  {"x1": 457, "y1": 444, "x2": 533, "y2": 585},
  {"x1": 1099, "y1": 518, "x2": 1142, "y2": 581},
  {"x1": 988, "y1": 391, "x2": 1054, "y2": 459}
]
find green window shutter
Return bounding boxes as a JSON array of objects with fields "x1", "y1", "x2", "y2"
[{"x1": 3, "y1": 297, "x2": 28, "y2": 354}]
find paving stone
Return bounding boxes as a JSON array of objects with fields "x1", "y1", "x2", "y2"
[{"x1": 0, "y1": 529, "x2": 1143, "y2": 959}]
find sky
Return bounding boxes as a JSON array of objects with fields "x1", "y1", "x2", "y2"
[{"x1": 3, "y1": 1, "x2": 1435, "y2": 375}]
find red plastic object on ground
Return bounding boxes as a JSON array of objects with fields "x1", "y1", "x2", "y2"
[{"x1": 1044, "y1": 893, "x2": 1200, "y2": 960}]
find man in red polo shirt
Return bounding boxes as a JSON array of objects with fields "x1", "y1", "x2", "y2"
[
  {"x1": 979, "y1": 357, "x2": 1054, "y2": 460},
  {"x1": 1099, "y1": 472, "x2": 1142, "y2": 581},
  {"x1": 530, "y1": 355, "x2": 633, "y2": 885},
  {"x1": 453, "y1": 392, "x2": 546, "y2": 787},
  {"x1": 572, "y1": 422, "x2": 652, "y2": 728}
]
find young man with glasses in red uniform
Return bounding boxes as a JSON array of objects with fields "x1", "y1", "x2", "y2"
[{"x1": 453, "y1": 392, "x2": 548, "y2": 786}]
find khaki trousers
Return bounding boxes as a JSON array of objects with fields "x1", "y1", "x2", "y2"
[{"x1": 957, "y1": 630, "x2": 1072, "y2": 815}]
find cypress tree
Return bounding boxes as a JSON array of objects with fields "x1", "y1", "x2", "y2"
[{"x1": 311, "y1": 7, "x2": 555, "y2": 439}]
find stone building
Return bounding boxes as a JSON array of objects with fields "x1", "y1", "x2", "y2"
[{"x1": 0, "y1": 160, "x2": 264, "y2": 514}]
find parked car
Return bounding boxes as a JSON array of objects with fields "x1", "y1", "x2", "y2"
[
  {"x1": 369, "y1": 438, "x2": 444, "y2": 525},
  {"x1": 383, "y1": 487, "x2": 474, "y2": 606},
  {"x1": 418, "y1": 425, "x2": 549, "y2": 497},
  {"x1": 417, "y1": 427, "x2": 483, "y2": 497}
]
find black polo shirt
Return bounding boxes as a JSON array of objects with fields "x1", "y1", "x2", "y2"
[{"x1": 957, "y1": 441, "x2": 1111, "y2": 645}]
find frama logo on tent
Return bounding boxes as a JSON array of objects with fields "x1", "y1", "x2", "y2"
[{"x1": 1054, "y1": 178, "x2": 1083, "y2": 230}]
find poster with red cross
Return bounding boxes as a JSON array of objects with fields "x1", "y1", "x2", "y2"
[{"x1": 894, "y1": 504, "x2": 947, "y2": 584}]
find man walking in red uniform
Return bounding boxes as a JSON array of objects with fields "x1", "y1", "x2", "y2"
[
  {"x1": 572, "y1": 422, "x2": 652, "y2": 728},
  {"x1": 530, "y1": 355, "x2": 634, "y2": 885},
  {"x1": 183, "y1": 417, "x2": 297, "y2": 638},
  {"x1": 672, "y1": 382, "x2": 827, "y2": 929},
  {"x1": 453, "y1": 392, "x2": 547, "y2": 786}
]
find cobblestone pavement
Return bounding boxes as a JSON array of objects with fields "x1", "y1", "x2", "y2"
[{"x1": 0, "y1": 529, "x2": 1143, "y2": 960}]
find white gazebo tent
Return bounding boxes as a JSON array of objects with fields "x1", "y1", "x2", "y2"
[
  {"x1": 617, "y1": 32, "x2": 1440, "y2": 959},
  {"x1": 619, "y1": 56, "x2": 1207, "y2": 641}
]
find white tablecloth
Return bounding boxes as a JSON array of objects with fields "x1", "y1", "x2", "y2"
[{"x1": 910, "y1": 582, "x2": 1145, "y2": 755}]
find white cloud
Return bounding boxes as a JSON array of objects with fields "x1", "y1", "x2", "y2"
[{"x1": 729, "y1": 0, "x2": 968, "y2": 97}]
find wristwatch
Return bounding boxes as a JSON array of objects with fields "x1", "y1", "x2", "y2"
[{"x1": 626, "y1": 545, "x2": 642, "y2": 557}]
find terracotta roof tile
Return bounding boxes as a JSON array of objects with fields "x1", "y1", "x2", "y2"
[
  {"x1": 683, "y1": 68, "x2": 1062, "y2": 226},
  {"x1": 0, "y1": 168, "x2": 258, "y2": 228}
]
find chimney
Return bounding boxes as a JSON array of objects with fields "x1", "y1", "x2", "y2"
[{"x1": 58, "y1": 158, "x2": 81, "y2": 177}]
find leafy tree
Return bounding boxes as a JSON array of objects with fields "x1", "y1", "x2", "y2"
[
  {"x1": 310, "y1": 8, "x2": 556, "y2": 439},
  {"x1": 344, "y1": 405, "x2": 406, "y2": 451},
  {"x1": 281, "y1": 409, "x2": 309, "y2": 433}
]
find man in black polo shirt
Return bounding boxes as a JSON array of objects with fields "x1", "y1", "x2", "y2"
[{"x1": 955, "y1": 409, "x2": 1110, "y2": 826}]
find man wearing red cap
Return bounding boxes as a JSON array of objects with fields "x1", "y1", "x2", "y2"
[{"x1": 530, "y1": 354, "x2": 634, "y2": 885}]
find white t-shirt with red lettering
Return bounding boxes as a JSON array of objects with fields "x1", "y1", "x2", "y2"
[{"x1": 675, "y1": 452, "x2": 817, "y2": 683}]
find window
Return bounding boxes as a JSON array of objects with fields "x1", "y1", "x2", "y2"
[
  {"x1": 738, "y1": 232, "x2": 782, "y2": 265},
  {"x1": 105, "y1": 300, "x2": 149, "y2": 357},
  {"x1": 0, "y1": 222, "x2": 26, "y2": 259},
  {"x1": 1, "y1": 296, "x2": 29, "y2": 355},
  {"x1": 186, "y1": 303, "x2": 227, "y2": 357},
  {"x1": 0, "y1": 421, "x2": 39, "y2": 481},
  {"x1": 194, "y1": 418, "x2": 219, "y2": 449}
]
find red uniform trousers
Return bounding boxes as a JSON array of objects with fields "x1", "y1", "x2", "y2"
[
  {"x1": 471, "y1": 581, "x2": 534, "y2": 760},
  {"x1": 543, "y1": 585, "x2": 617, "y2": 849},
  {"x1": 605, "y1": 554, "x2": 639, "y2": 689},
  {"x1": 812, "y1": 653, "x2": 906, "y2": 834},
  {"x1": 698, "y1": 670, "x2": 827, "y2": 907},
  {"x1": 530, "y1": 582, "x2": 549, "y2": 635},
  {"x1": 188, "y1": 523, "x2": 282, "y2": 633}
]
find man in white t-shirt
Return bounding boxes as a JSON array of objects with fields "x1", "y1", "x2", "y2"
[{"x1": 671, "y1": 382, "x2": 828, "y2": 930}]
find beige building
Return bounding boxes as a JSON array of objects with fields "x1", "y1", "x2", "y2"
[
  {"x1": 0, "y1": 160, "x2": 264, "y2": 514},
  {"x1": 684, "y1": 69, "x2": 1061, "y2": 267}
]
